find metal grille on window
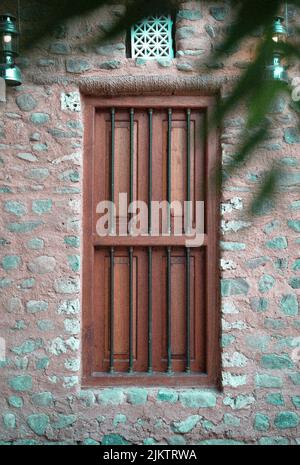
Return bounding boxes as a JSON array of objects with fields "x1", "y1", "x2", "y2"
[
  {"x1": 131, "y1": 15, "x2": 174, "y2": 59},
  {"x1": 83, "y1": 95, "x2": 219, "y2": 387}
]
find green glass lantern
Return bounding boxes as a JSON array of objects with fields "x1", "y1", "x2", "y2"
[
  {"x1": 265, "y1": 16, "x2": 288, "y2": 82},
  {"x1": 272, "y1": 16, "x2": 287, "y2": 43},
  {"x1": 0, "y1": 14, "x2": 22, "y2": 86},
  {"x1": 265, "y1": 52, "x2": 288, "y2": 82}
]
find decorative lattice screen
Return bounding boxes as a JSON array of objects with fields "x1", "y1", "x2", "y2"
[{"x1": 131, "y1": 15, "x2": 174, "y2": 59}]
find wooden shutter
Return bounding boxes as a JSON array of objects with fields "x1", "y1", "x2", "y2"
[{"x1": 83, "y1": 96, "x2": 220, "y2": 387}]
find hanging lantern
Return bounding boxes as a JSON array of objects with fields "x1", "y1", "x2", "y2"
[
  {"x1": 271, "y1": 15, "x2": 287, "y2": 43},
  {"x1": 265, "y1": 15, "x2": 288, "y2": 82},
  {"x1": 0, "y1": 14, "x2": 22, "y2": 86},
  {"x1": 265, "y1": 52, "x2": 288, "y2": 82}
]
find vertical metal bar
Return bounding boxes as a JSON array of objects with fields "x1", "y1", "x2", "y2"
[
  {"x1": 167, "y1": 246, "x2": 172, "y2": 373},
  {"x1": 128, "y1": 109, "x2": 134, "y2": 373},
  {"x1": 186, "y1": 108, "x2": 191, "y2": 234},
  {"x1": 109, "y1": 247, "x2": 115, "y2": 373},
  {"x1": 148, "y1": 247, "x2": 153, "y2": 373},
  {"x1": 148, "y1": 109, "x2": 153, "y2": 373},
  {"x1": 128, "y1": 246, "x2": 134, "y2": 373},
  {"x1": 148, "y1": 109, "x2": 153, "y2": 235},
  {"x1": 130, "y1": 108, "x2": 134, "y2": 205},
  {"x1": 167, "y1": 108, "x2": 172, "y2": 235},
  {"x1": 185, "y1": 247, "x2": 191, "y2": 373},
  {"x1": 186, "y1": 109, "x2": 191, "y2": 373},
  {"x1": 110, "y1": 108, "x2": 115, "y2": 235},
  {"x1": 129, "y1": 108, "x2": 134, "y2": 235},
  {"x1": 110, "y1": 110, "x2": 115, "y2": 373},
  {"x1": 167, "y1": 113, "x2": 172, "y2": 371}
]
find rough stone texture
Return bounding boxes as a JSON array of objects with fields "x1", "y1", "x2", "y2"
[
  {"x1": 27, "y1": 256, "x2": 56, "y2": 274},
  {"x1": 15, "y1": 93, "x2": 37, "y2": 111},
  {"x1": 0, "y1": 0, "x2": 299, "y2": 446}
]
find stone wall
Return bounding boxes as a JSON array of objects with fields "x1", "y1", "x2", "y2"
[{"x1": 0, "y1": 0, "x2": 300, "y2": 445}]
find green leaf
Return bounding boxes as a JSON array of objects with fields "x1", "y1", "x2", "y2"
[
  {"x1": 250, "y1": 165, "x2": 282, "y2": 216},
  {"x1": 21, "y1": 0, "x2": 115, "y2": 50},
  {"x1": 215, "y1": 0, "x2": 282, "y2": 57},
  {"x1": 101, "y1": 0, "x2": 179, "y2": 41},
  {"x1": 247, "y1": 80, "x2": 288, "y2": 128},
  {"x1": 225, "y1": 123, "x2": 269, "y2": 175}
]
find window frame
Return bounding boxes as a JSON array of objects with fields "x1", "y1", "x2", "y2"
[{"x1": 82, "y1": 95, "x2": 220, "y2": 388}]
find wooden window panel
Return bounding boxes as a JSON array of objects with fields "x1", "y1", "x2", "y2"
[{"x1": 83, "y1": 95, "x2": 220, "y2": 387}]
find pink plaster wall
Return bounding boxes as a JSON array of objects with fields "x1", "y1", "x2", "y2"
[{"x1": 0, "y1": 0, "x2": 299, "y2": 445}]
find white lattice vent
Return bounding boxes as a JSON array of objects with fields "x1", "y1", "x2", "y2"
[{"x1": 131, "y1": 15, "x2": 174, "y2": 59}]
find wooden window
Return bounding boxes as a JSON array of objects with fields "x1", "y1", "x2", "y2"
[{"x1": 83, "y1": 96, "x2": 220, "y2": 387}]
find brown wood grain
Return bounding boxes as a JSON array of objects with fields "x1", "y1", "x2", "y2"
[{"x1": 82, "y1": 96, "x2": 220, "y2": 388}]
